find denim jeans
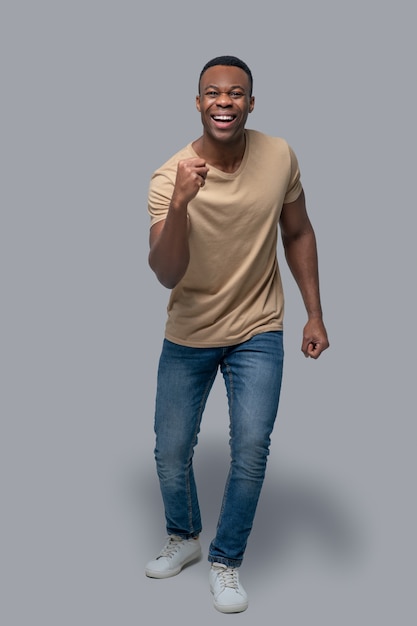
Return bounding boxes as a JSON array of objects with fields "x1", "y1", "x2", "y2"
[{"x1": 153, "y1": 331, "x2": 284, "y2": 567}]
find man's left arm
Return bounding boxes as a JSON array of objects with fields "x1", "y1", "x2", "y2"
[{"x1": 279, "y1": 190, "x2": 330, "y2": 359}]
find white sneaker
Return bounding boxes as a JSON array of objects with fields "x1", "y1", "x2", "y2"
[
  {"x1": 145, "y1": 535, "x2": 201, "y2": 578},
  {"x1": 209, "y1": 562, "x2": 248, "y2": 613}
]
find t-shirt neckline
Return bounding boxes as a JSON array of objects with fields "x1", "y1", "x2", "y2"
[{"x1": 188, "y1": 130, "x2": 250, "y2": 179}]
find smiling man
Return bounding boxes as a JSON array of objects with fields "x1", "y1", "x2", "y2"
[{"x1": 145, "y1": 55, "x2": 329, "y2": 613}]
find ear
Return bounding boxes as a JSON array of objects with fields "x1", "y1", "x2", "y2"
[
  {"x1": 196, "y1": 95, "x2": 201, "y2": 112},
  {"x1": 249, "y1": 96, "x2": 255, "y2": 113}
]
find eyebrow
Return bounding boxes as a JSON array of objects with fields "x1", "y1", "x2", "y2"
[{"x1": 203, "y1": 84, "x2": 247, "y2": 91}]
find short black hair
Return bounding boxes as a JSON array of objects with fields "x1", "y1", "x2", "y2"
[{"x1": 198, "y1": 55, "x2": 253, "y2": 95}]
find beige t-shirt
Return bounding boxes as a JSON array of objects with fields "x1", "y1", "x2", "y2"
[{"x1": 148, "y1": 129, "x2": 303, "y2": 347}]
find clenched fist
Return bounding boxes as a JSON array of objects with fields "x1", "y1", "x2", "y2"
[{"x1": 172, "y1": 157, "x2": 209, "y2": 206}]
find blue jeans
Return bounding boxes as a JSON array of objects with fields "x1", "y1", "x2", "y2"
[{"x1": 153, "y1": 331, "x2": 284, "y2": 567}]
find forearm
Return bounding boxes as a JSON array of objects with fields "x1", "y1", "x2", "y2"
[
  {"x1": 282, "y1": 229, "x2": 323, "y2": 319},
  {"x1": 149, "y1": 157, "x2": 209, "y2": 289},
  {"x1": 148, "y1": 202, "x2": 190, "y2": 289}
]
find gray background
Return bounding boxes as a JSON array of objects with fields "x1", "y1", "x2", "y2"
[{"x1": 2, "y1": 1, "x2": 416, "y2": 624}]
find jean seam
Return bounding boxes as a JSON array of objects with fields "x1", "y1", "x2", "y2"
[
  {"x1": 186, "y1": 368, "x2": 218, "y2": 534},
  {"x1": 216, "y1": 357, "x2": 233, "y2": 527}
]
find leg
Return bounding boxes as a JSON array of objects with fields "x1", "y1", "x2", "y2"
[
  {"x1": 154, "y1": 339, "x2": 220, "y2": 538},
  {"x1": 208, "y1": 331, "x2": 284, "y2": 566}
]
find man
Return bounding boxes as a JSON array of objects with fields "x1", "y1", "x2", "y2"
[{"x1": 145, "y1": 55, "x2": 329, "y2": 613}]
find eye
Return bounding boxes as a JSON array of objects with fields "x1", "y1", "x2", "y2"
[
  {"x1": 230, "y1": 91, "x2": 243, "y2": 98},
  {"x1": 205, "y1": 91, "x2": 218, "y2": 97}
]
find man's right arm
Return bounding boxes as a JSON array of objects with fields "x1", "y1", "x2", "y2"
[
  {"x1": 148, "y1": 203, "x2": 189, "y2": 289},
  {"x1": 148, "y1": 157, "x2": 208, "y2": 289}
]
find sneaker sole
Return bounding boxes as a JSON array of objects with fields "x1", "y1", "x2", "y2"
[
  {"x1": 212, "y1": 599, "x2": 248, "y2": 614},
  {"x1": 210, "y1": 585, "x2": 248, "y2": 613},
  {"x1": 145, "y1": 548, "x2": 202, "y2": 579}
]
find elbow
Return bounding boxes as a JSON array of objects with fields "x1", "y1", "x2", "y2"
[
  {"x1": 148, "y1": 254, "x2": 186, "y2": 290},
  {"x1": 148, "y1": 238, "x2": 190, "y2": 288},
  {"x1": 158, "y1": 274, "x2": 181, "y2": 290}
]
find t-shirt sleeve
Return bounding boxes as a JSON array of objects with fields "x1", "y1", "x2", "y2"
[
  {"x1": 283, "y1": 145, "x2": 303, "y2": 204},
  {"x1": 147, "y1": 171, "x2": 175, "y2": 228}
]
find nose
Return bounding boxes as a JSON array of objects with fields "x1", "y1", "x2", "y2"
[{"x1": 216, "y1": 92, "x2": 233, "y2": 106}]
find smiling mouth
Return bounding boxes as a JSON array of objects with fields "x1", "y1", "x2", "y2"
[{"x1": 211, "y1": 115, "x2": 236, "y2": 122}]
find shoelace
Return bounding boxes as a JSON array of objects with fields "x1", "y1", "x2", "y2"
[
  {"x1": 216, "y1": 566, "x2": 239, "y2": 590},
  {"x1": 158, "y1": 537, "x2": 183, "y2": 559}
]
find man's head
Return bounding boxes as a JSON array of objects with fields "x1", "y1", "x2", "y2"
[
  {"x1": 196, "y1": 56, "x2": 255, "y2": 145},
  {"x1": 198, "y1": 55, "x2": 253, "y2": 96}
]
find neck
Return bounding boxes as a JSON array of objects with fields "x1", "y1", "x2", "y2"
[{"x1": 192, "y1": 132, "x2": 246, "y2": 174}]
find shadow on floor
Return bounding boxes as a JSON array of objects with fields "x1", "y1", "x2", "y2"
[{"x1": 124, "y1": 438, "x2": 366, "y2": 574}]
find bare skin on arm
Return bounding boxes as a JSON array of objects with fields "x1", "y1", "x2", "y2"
[
  {"x1": 279, "y1": 190, "x2": 330, "y2": 359},
  {"x1": 148, "y1": 157, "x2": 209, "y2": 289}
]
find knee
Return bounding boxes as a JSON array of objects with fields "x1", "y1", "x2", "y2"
[
  {"x1": 154, "y1": 440, "x2": 194, "y2": 482},
  {"x1": 231, "y1": 437, "x2": 271, "y2": 477}
]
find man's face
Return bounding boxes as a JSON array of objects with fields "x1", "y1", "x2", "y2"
[{"x1": 196, "y1": 65, "x2": 255, "y2": 143}]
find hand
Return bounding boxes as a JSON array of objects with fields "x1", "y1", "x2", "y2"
[
  {"x1": 301, "y1": 318, "x2": 329, "y2": 359},
  {"x1": 172, "y1": 157, "x2": 209, "y2": 206}
]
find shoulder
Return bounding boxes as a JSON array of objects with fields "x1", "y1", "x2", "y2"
[
  {"x1": 247, "y1": 129, "x2": 289, "y2": 146},
  {"x1": 148, "y1": 143, "x2": 196, "y2": 212},
  {"x1": 246, "y1": 129, "x2": 293, "y2": 156},
  {"x1": 246, "y1": 130, "x2": 298, "y2": 172}
]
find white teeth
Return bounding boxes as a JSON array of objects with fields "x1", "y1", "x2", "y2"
[{"x1": 213, "y1": 116, "x2": 234, "y2": 121}]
